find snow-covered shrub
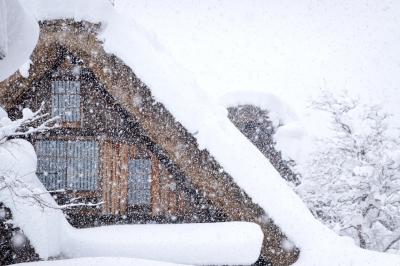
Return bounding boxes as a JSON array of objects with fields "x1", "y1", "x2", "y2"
[
  {"x1": 0, "y1": 106, "x2": 69, "y2": 259},
  {"x1": 0, "y1": 103, "x2": 56, "y2": 144},
  {"x1": 297, "y1": 91, "x2": 400, "y2": 253},
  {"x1": 0, "y1": 104, "x2": 58, "y2": 208},
  {"x1": 0, "y1": 203, "x2": 40, "y2": 265}
]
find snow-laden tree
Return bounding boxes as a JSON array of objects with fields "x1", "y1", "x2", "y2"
[
  {"x1": 297, "y1": 91, "x2": 400, "y2": 253},
  {"x1": 0, "y1": 103, "x2": 56, "y2": 143},
  {"x1": 0, "y1": 106, "x2": 101, "y2": 210},
  {"x1": 0, "y1": 105, "x2": 59, "y2": 208}
]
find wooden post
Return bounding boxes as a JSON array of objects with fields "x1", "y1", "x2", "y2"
[
  {"x1": 151, "y1": 155, "x2": 160, "y2": 216},
  {"x1": 120, "y1": 143, "x2": 129, "y2": 215}
]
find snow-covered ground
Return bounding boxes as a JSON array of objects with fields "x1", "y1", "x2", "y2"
[
  {"x1": 13, "y1": 257, "x2": 186, "y2": 266},
  {"x1": 2, "y1": 0, "x2": 400, "y2": 265}
]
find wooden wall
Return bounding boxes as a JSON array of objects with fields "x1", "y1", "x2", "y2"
[
  {"x1": 14, "y1": 57, "x2": 197, "y2": 219},
  {"x1": 100, "y1": 140, "x2": 165, "y2": 216},
  {"x1": 101, "y1": 141, "x2": 129, "y2": 215}
]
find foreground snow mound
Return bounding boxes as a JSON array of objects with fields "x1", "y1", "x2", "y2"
[
  {"x1": 294, "y1": 238, "x2": 400, "y2": 266},
  {"x1": 63, "y1": 222, "x2": 263, "y2": 266},
  {"x1": 12, "y1": 257, "x2": 187, "y2": 266},
  {"x1": 0, "y1": 138, "x2": 70, "y2": 258}
]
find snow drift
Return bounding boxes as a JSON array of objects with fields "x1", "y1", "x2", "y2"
[
  {"x1": 13, "y1": 257, "x2": 186, "y2": 266},
  {"x1": 63, "y1": 222, "x2": 263, "y2": 265},
  {"x1": 0, "y1": 0, "x2": 39, "y2": 81},
  {"x1": 0, "y1": 138, "x2": 69, "y2": 258}
]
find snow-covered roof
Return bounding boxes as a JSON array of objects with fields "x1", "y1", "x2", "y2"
[{"x1": 6, "y1": 0, "x2": 400, "y2": 264}]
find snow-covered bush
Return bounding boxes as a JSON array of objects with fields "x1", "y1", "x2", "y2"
[
  {"x1": 0, "y1": 103, "x2": 56, "y2": 144},
  {"x1": 297, "y1": 91, "x2": 400, "y2": 253},
  {"x1": 0, "y1": 203, "x2": 40, "y2": 265},
  {"x1": 0, "y1": 106, "x2": 69, "y2": 259},
  {"x1": 0, "y1": 105, "x2": 64, "y2": 209}
]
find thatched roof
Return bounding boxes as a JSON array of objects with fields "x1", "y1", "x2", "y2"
[{"x1": 0, "y1": 20, "x2": 298, "y2": 265}]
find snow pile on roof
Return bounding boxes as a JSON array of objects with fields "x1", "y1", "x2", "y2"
[
  {"x1": 11, "y1": 0, "x2": 400, "y2": 264},
  {"x1": 0, "y1": 0, "x2": 39, "y2": 81}
]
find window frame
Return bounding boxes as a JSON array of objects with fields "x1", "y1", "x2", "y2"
[
  {"x1": 51, "y1": 80, "x2": 81, "y2": 126},
  {"x1": 35, "y1": 140, "x2": 100, "y2": 191}
]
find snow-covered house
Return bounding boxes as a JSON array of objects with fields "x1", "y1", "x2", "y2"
[
  {"x1": 4, "y1": 2, "x2": 400, "y2": 266},
  {"x1": 0, "y1": 19, "x2": 298, "y2": 265}
]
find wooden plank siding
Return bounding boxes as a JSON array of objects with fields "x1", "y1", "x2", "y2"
[
  {"x1": 100, "y1": 141, "x2": 110, "y2": 214},
  {"x1": 120, "y1": 144, "x2": 129, "y2": 215},
  {"x1": 151, "y1": 155, "x2": 161, "y2": 215},
  {"x1": 101, "y1": 140, "x2": 163, "y2": 216},
  {"x1": 101, "y1": 140, "x2": 128, "y2": 215},
  {"x1": 158, "y1": 166, "x2": 178, "y2": 216}
]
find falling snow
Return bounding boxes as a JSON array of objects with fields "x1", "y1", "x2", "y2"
[{"x1": 1, "y1": 0, "x2": 400, "y2": 266}]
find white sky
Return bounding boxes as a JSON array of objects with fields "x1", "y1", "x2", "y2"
[{"x1": 115, "y1": 0, "x2": 400, "y2": 119}]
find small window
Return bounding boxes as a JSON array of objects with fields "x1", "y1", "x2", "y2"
[
  {"x1": 36, "y1": 140, "x2": 99, "y2": 191},
  {"x1": 51, "y1": 81, "x2": 81, "y2": 122},
  {"x1": 128, "y1": 159, "x2": 152, "y2": 205}
]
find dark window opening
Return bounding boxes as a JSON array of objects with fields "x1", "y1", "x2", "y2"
[
  {"x1": 51, "y1": 80, "x2": 81, "y2": 122},
  {"x1": 35, "y1": 140, "x2": 99, "y2": 191},
  {"x1": 128, "y1": 159, "x2": 152, "y2": 205}
]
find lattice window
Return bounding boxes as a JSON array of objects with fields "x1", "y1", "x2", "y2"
[
  {"x1": 36, "y1": 140, "x2": 99, "y2": 191},
  {"x1": 128, "y1": 159, "x2": 152, "y2": 205},
  {"x1": 51, "y1": 81, "x2": 81, "y2": 122}
]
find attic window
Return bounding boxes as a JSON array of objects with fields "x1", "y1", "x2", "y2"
[
  {"x1": 128, "y1": 159, "x2": 152, "y2": 205},
  {"x1": 36, "y1": 140, "x2": 99, "y2": 191},
  {"x1": 51, "y1": 81, "x2": 81, "y2": 122}
]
